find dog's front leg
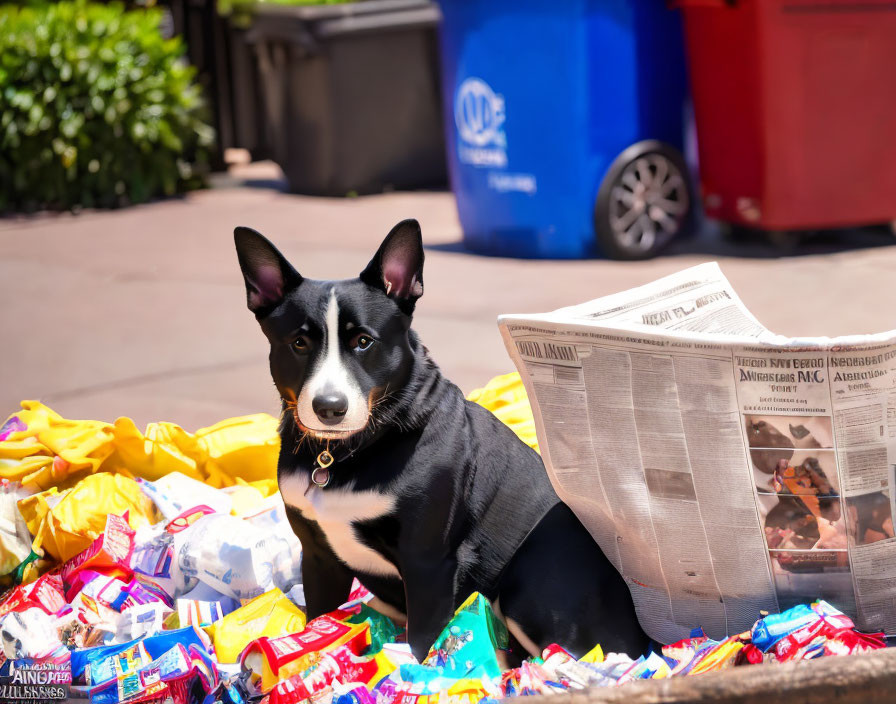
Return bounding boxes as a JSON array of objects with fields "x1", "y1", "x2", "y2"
[
  {"x1": 285, "y1": 506, "x2": 354, "y2": 619},
  {"x1": 403, "y1": 557, "x2": 458, "y2": 661}
]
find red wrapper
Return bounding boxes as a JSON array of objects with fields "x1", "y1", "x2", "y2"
[
  {"x1": 240, "y1": 612, "x2": 370, "y2": 691},
  {"x1": 734, "y1": 643, "x2": 764, "y2": 666},
  {"x1": 823, "y1": 629, "x2": 886, "y2": 657},
  {"x1": 772, "y1": 616, "x2": 831, "y2": 662},
  {"x1": 0, "y1": 573, "x2": 66, "y2": 619},
  {"x1": 61, "y1": 514, "x2": 134, "y2": 588},
  {"x1": 268, "y1": 643, "x2": 388, "y2": 704},
  {"x1": 27, "y1": 573, "x2": 67, "y2": 614}
]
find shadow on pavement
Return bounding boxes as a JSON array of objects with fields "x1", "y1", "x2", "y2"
[{"x1": 426, "y1": 221, "x2": 896, "y2": 260}]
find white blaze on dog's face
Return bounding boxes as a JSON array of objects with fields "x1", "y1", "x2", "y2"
[{"x1": 295, "y1": 289, "x2": 369, "y2": 438}]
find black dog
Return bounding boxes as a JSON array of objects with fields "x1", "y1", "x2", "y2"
[{"x1": 234, "y1": 219, "x2": 648, "y2": 660}]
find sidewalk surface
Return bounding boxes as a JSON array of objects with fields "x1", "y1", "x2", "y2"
[{"x1": 2, "y1": 165, "x2": 895, "y2": 431}]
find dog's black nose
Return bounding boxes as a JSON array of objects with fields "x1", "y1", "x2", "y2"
[{"x1": 312, "y1": 392, "x2": 348, "y2": 424}]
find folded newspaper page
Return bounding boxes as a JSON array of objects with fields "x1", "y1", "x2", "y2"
[{"x1": 499, "y1": 262, "x2": 896, "y2": 643}]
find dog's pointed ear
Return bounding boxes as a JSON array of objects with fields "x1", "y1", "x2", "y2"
[
  {"x1": 234, "y1": 226, "x2": 302, "y2": 316},
  {"x1": 360, "y1": 219, "x2": 424, "y2": 313}
]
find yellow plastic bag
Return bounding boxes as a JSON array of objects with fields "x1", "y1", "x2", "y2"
[
  {"x1": 106, "y1": 417, "x2": 205, "y2": 482},
  {"x1": 0, "y1": 401, "x2": 115, "y2": 488},
  {"x1": 17, "y1": 473, "x2": 157, "y2": 563},
  {"x1": 0, "y1": 402, "x2": 281, "y2": 491},
  {"x1": 205, "y1": 587, "x2": 307, "y2": 664},
  {"x1": 466, "y1": 372, "x2": 539, "y2": 453},
  {"x1": 196, "y1": 414, "x2": 281, "y2": 487}
]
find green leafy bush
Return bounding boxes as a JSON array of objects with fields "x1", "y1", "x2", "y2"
[
  {"x1": 0, "y1": 1, "x2": 214, "y2": 211},
  {"x1": 218, "y1": 0, "x2": 356, "y2": 23}
]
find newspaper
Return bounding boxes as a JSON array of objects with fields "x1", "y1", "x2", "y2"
[{"x1": 499, "y1": 262, "x2": 896, "y2": 643}]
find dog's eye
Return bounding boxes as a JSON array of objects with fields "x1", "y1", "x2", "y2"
[
  {"x1": 353, "y1": 334, "x2": 374, "y2": 351},
  {"x1": 292, "y1": 336, "x2": 310, "y2": 352}
]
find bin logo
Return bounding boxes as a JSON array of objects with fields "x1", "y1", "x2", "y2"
[{"x1": 455, "y1": 78, "x2": 507, "y2": 167}]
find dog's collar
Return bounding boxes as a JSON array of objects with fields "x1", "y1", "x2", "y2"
[{"x1": 306, "y1": 428, "x2": 383, "y2": 489}]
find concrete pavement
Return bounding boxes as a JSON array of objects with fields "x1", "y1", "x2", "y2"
[{"x1": 2, "y1": 165, "x2": 895, "y2": 430}]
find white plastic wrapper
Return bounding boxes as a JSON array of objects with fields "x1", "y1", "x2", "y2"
[
  {"x1": 177, "y1": 514, "x2": 293, "y2": 600},
  {"x1": 180, "y1": 581, "x2": 239, "y2": 608},
  {"x1": 130, "y1": 490, "x2": 303, "y2": 601},
  {"x1": 111, "y1": 601, "x2": 172, "y2": 644},
  {"x1": 285, "y1": 583, "x2": 306, "y2": 610},
  {"x1": 0, "y1": 607, "x2": 64, "y2": 660},
  {"x1": 138, "y1": 472, "x2": 232, "y2": 521},
  {"x1": 131, "y1": 522, "x2": 197, "y2": 597},
  {"x1": 241, "y1": 494, "x2": 304, "y2": 594},
  {"x1": 0, "y1": 481, "x2": 35, "y2": 574}
]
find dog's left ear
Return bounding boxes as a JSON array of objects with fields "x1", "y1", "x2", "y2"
[{"x1": 360, "y1": 219, "x2": 424, "y2": 314}]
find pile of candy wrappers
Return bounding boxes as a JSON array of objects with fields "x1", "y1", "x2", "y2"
[{"x1": 0, "y1": 402, "x2": 889, "y2": 704}]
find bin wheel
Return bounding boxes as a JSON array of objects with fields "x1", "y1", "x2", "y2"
[{"x1": 594, "y1": 141, "x2": 692, "y2": 260}]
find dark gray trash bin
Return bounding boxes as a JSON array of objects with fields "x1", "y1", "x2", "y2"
[{"x1": 248, "y1": 0, "x2": 447, "y2": 196}]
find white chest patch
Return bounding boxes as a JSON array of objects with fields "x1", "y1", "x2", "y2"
[{"x1": 280, "y1": 473, "x2": 401, "y2": 578}]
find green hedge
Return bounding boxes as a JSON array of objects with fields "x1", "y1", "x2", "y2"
[
  {"x1": 0, "y1": 1, "x2": 214, "y2": 211},
  {"x1": 218, "y1": 0, "x2": 356, "y2": 23}
]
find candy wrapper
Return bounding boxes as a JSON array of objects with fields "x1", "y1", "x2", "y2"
[
  {"x1": 343, "y1": 604, "x2": 401, "y2": 655},
  {"x1": 110, "y1": 601, "x2": 173, "y2": 645},
  {"x1": 751, "y1": 604, "x2": 819, "y2": 652},
  {"x1": 88, "y1": 641, "x2": 219, "y2": 704},
  {"x1": 267, "y1": 645, "x2": 400, "y2": 704},
  {"x1": 61, "y1": 514, "x2": 135, "y2": 589},
  {"x1": 206, "y1": 587, "x2": 307, "y2": 664},
  {"x1": 333, "y1": 682, "x2": 378, "y2": 704},
  {"x1": 240, "y1": 494, "x2": 304, "y2": 594},
  {"x1": 0, "y1": 573, "x2": 66, "y2": 620},
  {"x1": 240, "y1": 612, "x2": 370, "y2": 692},
  {"x1": 70, "y1": 625, "x2": 210, "y2": 686},
  {"x1": 422, "y1": 593, "x2": 508, "y2": 680},
  {"x1": 129, "y1": 506, "x2": 217, "y2": 599}
]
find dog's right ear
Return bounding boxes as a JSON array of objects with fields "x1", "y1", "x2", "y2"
[{"x1": 234, "y1": 227, "x2": 303, "y2": 316}]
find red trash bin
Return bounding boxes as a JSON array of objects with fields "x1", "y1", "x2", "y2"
[{"x1": 677, "y1": 0, "x2": 896, "y2": 230}]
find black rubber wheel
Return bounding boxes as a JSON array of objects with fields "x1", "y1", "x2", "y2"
[{"x1": 594, "y1": 140, "x2": 693, "y2": 260}]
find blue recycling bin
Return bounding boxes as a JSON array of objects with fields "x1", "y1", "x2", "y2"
[{"x1": 438, "y1": 0, "x2": 691, "y2": 259}]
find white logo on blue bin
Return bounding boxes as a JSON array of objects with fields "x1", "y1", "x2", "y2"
[
  {"x1": 455, "y1": 78, "x2": 505, "y2": 148},
  {"x1": 454, "y1": 77, "x2": 535, "y2": 193}
]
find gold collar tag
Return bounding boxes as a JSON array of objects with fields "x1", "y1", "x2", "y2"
[{"x1": 310, "y1": 449, "x2": 335, "y2": 488}]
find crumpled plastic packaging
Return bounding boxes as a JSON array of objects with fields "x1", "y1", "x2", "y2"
[
  {"x1": 423, "y1": 593, "x2": 509, "y2": 680},
  {"x1": 18, "y1": 473, "x2": 157, "y2": 563},
  {"x1": 0, "y1": 480, "x2": 34, "y2": 575},
  {"x1": 176, "y1": 512, "x2": 292, "y2": 600},
  {"x1": 466, "y1": 373, "x2": 538, "y2": 453},
  {"x1": 138, "y1": 472, "x2": 233, "y2": 521},
  {"x1": 111, "y1": 601, "x2": 173, "y2": 644},
  {"x1": 206, "y1": 587, "x2": 306, "y2": 664},
  {"x1": 0, "y1": 606, "x2": 68, "y2": 660},
  {"x1": 241, "y1": 610, "x2": 371, "y2": 692},
  {"x1": 240, "y1": 492, "x2": 304, "y2": 593},
  {"x1": 0, "y1": 402, "x2": 281, "y2": 495}
]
